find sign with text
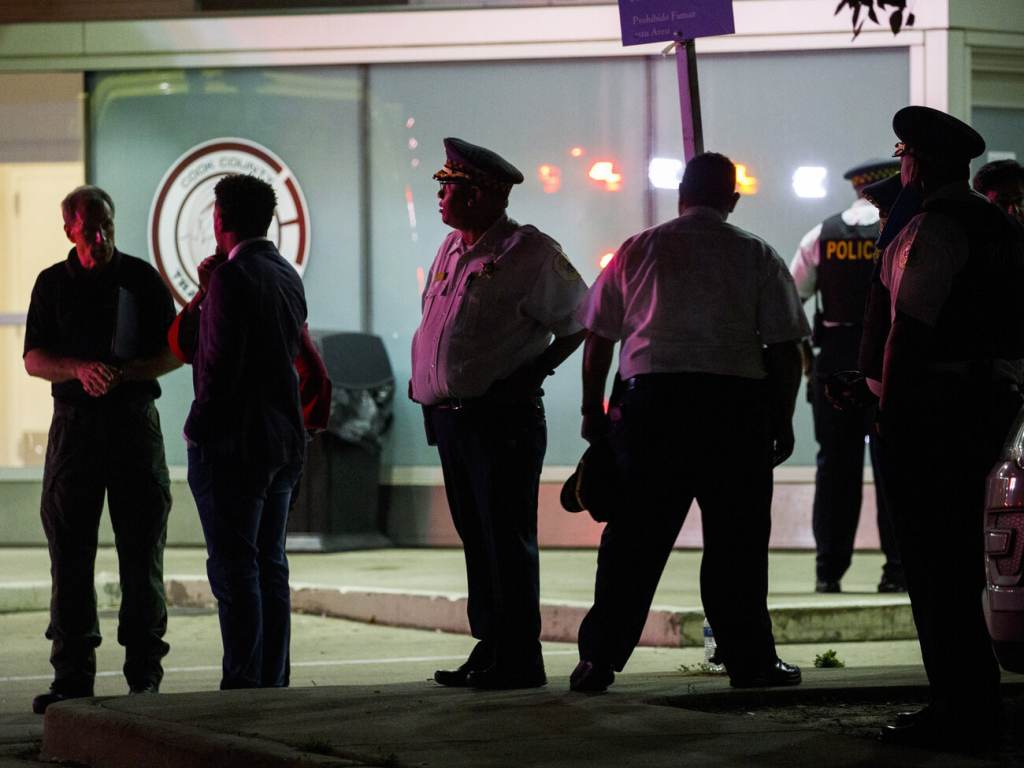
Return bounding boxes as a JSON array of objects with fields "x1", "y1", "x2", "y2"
[{"x1": 618, "y1": 0, "x2": 734, "y2": 46}]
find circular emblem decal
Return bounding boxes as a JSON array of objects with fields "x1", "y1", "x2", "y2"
[{"x1": 148, "y1": 138, "x2": 310, "y2": 305}]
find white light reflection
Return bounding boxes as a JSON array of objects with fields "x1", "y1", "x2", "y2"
[
  {"x1": 648, "y1": 157, "x2": 684, "y2": 190},
  {"x1": 793, "y1": 166, "x2": 828, "y2": 199}
]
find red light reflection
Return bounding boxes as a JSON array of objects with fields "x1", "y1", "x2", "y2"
[
  {"x1": 588, "y1": 161, "x2": 622, "y2": 192},
  {"x1": 537, "y1": 164, "x2": 562, "y2": 194}
]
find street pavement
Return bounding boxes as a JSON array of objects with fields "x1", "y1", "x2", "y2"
[{"x1": 1, "y1": 547, "x2": 1020, "y2": 766}]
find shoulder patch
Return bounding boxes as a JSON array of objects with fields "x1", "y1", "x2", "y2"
[{"x1": 551, "y1": 251, "x2": 581, "y2": 283}]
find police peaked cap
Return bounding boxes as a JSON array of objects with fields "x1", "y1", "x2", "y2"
[
  {"x1": 434, "y1": 137, "x2": 525, "y2": 188},
  {"x1": 893, "y1": 106, "x2": 985, "y2": 161},
  {"x1": 843, "y1": 158, "x2": 900, "y2": 189},
  {"x1": 861, "y1": 173, "x2": 902, "y2": 215}
]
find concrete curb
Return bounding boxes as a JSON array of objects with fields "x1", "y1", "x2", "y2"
[
  {"x1": 40, "y1": 698, "x2": 365, "y2": 768},
  {"x1": 164, "y1": 577, "x2": 916, "y2": 647},
  {"x1": 0, "y1": 577, "x2": 916, "y2": 647}
]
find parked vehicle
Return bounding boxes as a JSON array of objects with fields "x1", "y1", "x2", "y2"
[{"x1": 983, "y1": 405, "x2": 1024, "y2": 673}]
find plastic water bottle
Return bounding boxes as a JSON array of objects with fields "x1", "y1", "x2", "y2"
[{"x1": 702, "y1": 617, "x2": 724, "y2": 672}]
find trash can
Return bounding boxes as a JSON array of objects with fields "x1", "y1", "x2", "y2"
[{"x1": 287, "y1": 331, "x2": 395, "y2": 552}]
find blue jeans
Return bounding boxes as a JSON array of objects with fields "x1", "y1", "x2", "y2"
[{"x1": 188, "y1": 446, "x2": 301, "y2": 689}]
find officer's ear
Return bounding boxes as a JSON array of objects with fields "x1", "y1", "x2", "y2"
[{"x1": 727, "y1": 191, "x2": 740, "y2": 213}]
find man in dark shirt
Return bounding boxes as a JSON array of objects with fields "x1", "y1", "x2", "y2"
[
  {"x1": 23, "y1": 185, "x2": 180, "y2": 713},
  {"x1": 185, "y1": 174, "x2": 307, "y2": 690}
]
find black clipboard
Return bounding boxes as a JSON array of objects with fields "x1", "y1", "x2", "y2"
[{"x1": 110, "y1": 286, "x2": 143, "y2": 362}]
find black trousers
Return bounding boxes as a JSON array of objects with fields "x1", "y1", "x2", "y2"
[
  {"x1": 810, "y1": 365, "x2": 901, "y2": 583},
  {"x1": 577, "y1": 373, "x2": 779, "y2": 680},
  {"x1": 430, "y1": 399, "x2": 546, "y2": 668},
  {"x1": 40, "y1": 399, "x2": 172, "y2": 693},
  {"x1": 879, "y1": 379, "x2": 1020, "y2": 716}
]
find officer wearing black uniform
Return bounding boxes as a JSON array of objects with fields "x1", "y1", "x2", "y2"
[
  {"x1": 874, "y1": 107, "x2": 1024, "y2": 749},
  {"x1": 790, "y1": 159, "x2": 904, "y2": 594}
]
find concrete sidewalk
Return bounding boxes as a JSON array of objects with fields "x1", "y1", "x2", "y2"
[
  {"x1": 0, "y1": 548, "x2": 914, "y2": 647},
  {"x1": 39, "y1": 668, "x2": 1024, "y2": 768}
]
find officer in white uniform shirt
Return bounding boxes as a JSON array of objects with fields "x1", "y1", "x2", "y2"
[
  {"x1": 790, "y1": 159, "x2": 905, "y2": 596},
  {"x1": 569, "y1": 152, "x2": 809, "y2": 693},
  {"x1": 411, "y1": 137, "x2": 586, "y2": 690}
]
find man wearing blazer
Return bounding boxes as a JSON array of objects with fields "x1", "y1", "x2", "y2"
[{"x1": 186, "y1": 173, "x2": 308, "y2": 690}]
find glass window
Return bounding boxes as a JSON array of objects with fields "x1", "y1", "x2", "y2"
[
  {"x1": 654, "y1": 48, "x2": 910, "y2": 463},
  {"x1": 972, "y1": 107, "x2": 1024, "y2": 172},
  {"x1": 368, "y1": 58, "x2": 649, "y2": 466},
  {"x1": 88, "y1": 67, "x2": 364, "y2": 466},
  {"x1": 0, "y1": 73, "x2": 85, "y2": 467}
]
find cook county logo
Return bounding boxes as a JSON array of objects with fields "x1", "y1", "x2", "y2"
[{"x1": 148, "y1": 138, "x2": 310, "y2": 306}]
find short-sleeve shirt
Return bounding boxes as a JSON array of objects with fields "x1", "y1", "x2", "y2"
[
  {"x1": 578, "y1": 206, "x2": 809, "y2": 380},
  {"x1": 411, "y1": 214, "x2": 587, "y2": 405},
  {"x1": 879, "y1": 183, "x2": 978, "y2": 327},
  {"x1": 24, "y1": 249, "x2": 176, "y2": 405}
]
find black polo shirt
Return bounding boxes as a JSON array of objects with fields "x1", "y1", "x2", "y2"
[{"x1": 24, "y1": 249, "x2": 176, "y2": 406}]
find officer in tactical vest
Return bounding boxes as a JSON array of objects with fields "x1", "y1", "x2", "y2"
[
  {"x1": 874, "y1": 106, "x2": 1024, "y2": 749},
  {"x1": 790, "y1": 159, "x2": 905, "y2": 594}
]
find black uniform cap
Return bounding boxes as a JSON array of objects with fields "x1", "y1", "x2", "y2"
[
  {"x1": 892, "y1": 106, "x2": 985, "y2": 161},
  {"x1": 843, "y1": 158, "x2": 900, "y2": 190},
  {"x1": 861, "y1": 173, "x2": 903, "y2": 216},
  {"x1": 433, "y1": 137, "x2": 524, "y2": 190}
]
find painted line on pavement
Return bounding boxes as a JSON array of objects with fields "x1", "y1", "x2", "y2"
[{"x1": 0, "y1": 650, "x2": 580, "y2": 683}]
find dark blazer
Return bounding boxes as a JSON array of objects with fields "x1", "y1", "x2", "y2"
[{"x1": 185, "y1": 239, "x2": 307, "y2": 468}]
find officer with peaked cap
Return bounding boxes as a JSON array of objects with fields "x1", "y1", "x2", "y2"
[
  {"x1": 411, "y1": 138, "x2": 587, "y2": 689},
  {"x1": 790, "y1": 158, "x2": 904, "y2": 596},
  {"x1": 873, "y1": 106, "x2": 1024, "y2": 749}
]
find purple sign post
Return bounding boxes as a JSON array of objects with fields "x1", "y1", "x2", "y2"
[{"x1": 618, "y1": 0, "x2": 735, "y2": 161}]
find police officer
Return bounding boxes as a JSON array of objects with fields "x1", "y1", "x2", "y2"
[
  {"x1": 973, "y1": 158, "x2": 1024, "y2": 223},
  {"x1": 411, "y1": 138, "x2": 587, "y2": 689},
  {"x1": 23, "y1": 185, "x2": 180, "y2": 712},
  {"x1": 790, "y1": 159, "x2": 905, "y2": 594},
  {"x1": 570, "y1": 153, "x2": 808, "y2": 693},
  {"x1": 874, "y1": 107, "x2": 1024, "y2": 749}
]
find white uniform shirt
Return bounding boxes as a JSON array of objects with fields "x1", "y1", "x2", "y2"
[
  {"x1": 578, "y1": 206, "x2": 810, "y2": 381},
  {"x1": 410, "y1": 214, "x2": 587, "y2": 405},
  {"x1": 789, "y1": 197, "x2": 880, "y2": 301}
]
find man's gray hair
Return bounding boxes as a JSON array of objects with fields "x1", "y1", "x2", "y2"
[{"x1": 61, "y1": 185, "x2": 115, "y2": 227}]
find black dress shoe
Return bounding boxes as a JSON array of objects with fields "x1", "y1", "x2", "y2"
[
  {"x1": 129, "y1": 682, "x2": 160, "y2": 695},
  {"x1": 877, "y1": 574, "x2": 908, "y2": 593},
  {"x1": 878, "y1": 709, "x2": 1000, "y2": 752},
  {"x1": 466, "y1": 664, "x2": 547, "y2": 690},
  {"x1": 569, "y1": 660, "x2": 614, "y2": 693},
  {"x1": 434, "y1": 665, "x2": 474, "y2": 687},
  {"x1": 32, "y1": 688, "x2": 93, "y2": 715},
  {"x1": 893, "y1": 705, "x2": 929, "y2": 726},
  {"x1": 730, "y1": 660, "x2": 802, "y2": 689},
  {"x1": 815, "y1": 580, "x2": 841, "y2": 594}
]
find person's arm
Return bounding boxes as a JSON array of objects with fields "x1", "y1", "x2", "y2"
[
  {"x1": 880, "y1": 310, "x2": 933, "y2": 417},
  {"x1": 188, "y1": 266, "x2": 249, "y2": 442},
  {"x1": 120, "y1": 347, "x2": 182, "y2": 382},
  {"x1": 581, "y1": 332, "x2": 616, "y2": 442},
  {"x1": 763, "y1": 340, "x2": 802, "y2": 466},
  {"x1": 24, "y1": 349, "x2": 119, "y2": 397}
]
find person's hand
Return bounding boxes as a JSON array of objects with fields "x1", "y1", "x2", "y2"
[
  {"x1": 197, "y1": 252, "x2": 227, "y2": 292},
  {"x1": 581, "y1": 411, "x2": 609, "y2": 443},
  {"x1": 75, "y1": 361, "x2": 122, "y2": 397},
  {"x1": 770, "y1": 423, "x2": 795, "y2": 467},
  {"x1": 824, "y1": 370, "x2": 877, "y2": 412}
]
